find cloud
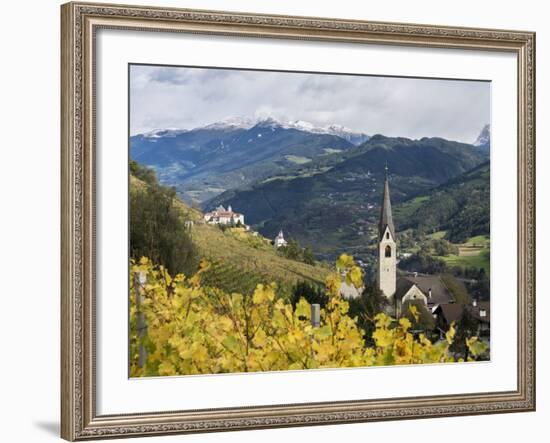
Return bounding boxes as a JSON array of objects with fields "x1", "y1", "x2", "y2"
[{"x1": 130, "y1": 65, "x2": 490, "y2": 143}]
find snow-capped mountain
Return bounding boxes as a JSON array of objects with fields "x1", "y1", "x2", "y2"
[
  {"x1": 202, "y1": 116, "x2": 257, "y2": 131},
  {"x1": 131, "y1": 116, "x2": 357, "y2": 203},
  {"x1": 138, "y1": 116, "x2": 369, "y2": 146},
  {"x1": 268, "y1": 119, "x2": 370, "y2": 145},
  {"x1": 473, "y1": 124, "x2": 490, "y2": 153}
]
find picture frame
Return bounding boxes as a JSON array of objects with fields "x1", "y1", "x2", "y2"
[{"x1": 61, "y1": 1, "x2": 536, "y2": 440}]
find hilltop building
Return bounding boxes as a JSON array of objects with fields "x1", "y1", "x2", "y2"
[
  {"x1": 204, "y1": 205, "x2": 245, "y2": 226},
  {"x1": 274, "y1": 230, "x2": 288, "y2": 248}
]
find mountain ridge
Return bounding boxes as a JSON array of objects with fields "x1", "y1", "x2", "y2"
[
  {"x1": 204, "y1": 134, "x2": 488, "y2": 260},
  {"x1": 130, "y1": 117, "x2": 360, "y2": 203},
  {"x1": 136, "y1": 115, "x2": 370, "y2": 143}
]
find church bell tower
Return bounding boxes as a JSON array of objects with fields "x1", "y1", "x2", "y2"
[{"x1": 377, "y1": 166, "x2": 397, "y2": 298}]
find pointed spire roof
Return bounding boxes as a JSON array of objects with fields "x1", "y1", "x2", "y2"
[{"x1": 379, "y1": 166, "x2": 395, "y2": 240}]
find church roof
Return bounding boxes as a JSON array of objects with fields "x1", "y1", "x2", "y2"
[
  {"x1": 204, "y1": 207, "x2": 243, "y2": 218},
  {"x1": 395, "y1": 275, "x2": 455, "y2": 305},
  {"x1": 379, "y1": 170, "x2": 395, "y2": 240}
]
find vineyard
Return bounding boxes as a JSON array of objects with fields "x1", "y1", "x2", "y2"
[
  {"x1": 130, "y1": 255, "x2": 487, "y2": 377},
  {"x1": 201, "y1": 260, "x2": 277, "y2": 297}
]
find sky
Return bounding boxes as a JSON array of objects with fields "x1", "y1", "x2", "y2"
[{"x1": 130, "y1": 64, "x2": 490, "y2": 143}]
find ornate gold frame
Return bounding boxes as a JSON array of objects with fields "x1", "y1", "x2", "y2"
[{"x1": 61, "y1": 2, "x2": 536, "y2": 440}]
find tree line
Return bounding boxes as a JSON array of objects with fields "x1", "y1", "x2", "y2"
[{"x1": 130, "y1": 160, "x2": 198, "y2": 277}]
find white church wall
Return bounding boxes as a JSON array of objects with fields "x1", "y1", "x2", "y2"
[
  {"x1": 378, "y1": 225, "x2": 396, "y2": 298},
  {"x1": 401, "y1": 285, "x2": 428, "y2": 305}
]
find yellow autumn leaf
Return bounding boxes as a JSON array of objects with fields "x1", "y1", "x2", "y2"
[
  {"x1": 372, "y1": 328, "x2": 393, "y2": 348},
  {"x1": 408, "y1": 304, "x2": 420, "y2": 323},
  {"x1": 158, "y1": 361, "x2": 176, "y2": 376},
  {"x1": 252, "y1": 328, "x2": 268, "y2": 348},
  {"x1": 399, "y1": 317, "x2": 412, "y2": 331},
  {"x1": 446, "y1": 322, "x2": 456, "y2": 345},
  {"x1": 336, "y1": 254, "x2": 355, "y2": 271},
  {"x1": 466, "y1": 336, "x2": 488, "y2": 357},
  {"x1": 374, "y1": 312, "x2": 392, "y2": 329},
  {"x1": 348, "y1": 266, "x2": 363, "y2": 288}
]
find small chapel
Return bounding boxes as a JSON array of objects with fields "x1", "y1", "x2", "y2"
[{"x1": 273, "y1": 230, "x2": 288, "y2": 248}]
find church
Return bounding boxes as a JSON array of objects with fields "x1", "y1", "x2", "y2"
[
  {"x1": 203, "y1": 205, "x2": 245, "y2": 226},
  {"x1": 377, "y1": 168, "x2": 455, "y2": 317}
]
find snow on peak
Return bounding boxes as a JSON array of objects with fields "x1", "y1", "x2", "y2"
[
  {"x1": 284, "y1": 120, "x2": 368, "y2": 144},
  {"x1": 203, "y1": 116, "x2": 257, "y2": 130},
  {"x1": 254, "y1": 116, "x2": 282, "y2": 128},
  {"x1": 473, "y1": 124, "x2": 490, "y2": 147},
  {"x1": 142, "y1": 128, "x2": 188, "y2": 138},
  {"x1": 284, "y1": 120, "x2": 318, "y2": 132},
  {"x1": 140, "y1": 116, "x2": 369, "y2": 145},
  {"x1": 253, "y1": 118, "x2": 369, "y2": 144}
]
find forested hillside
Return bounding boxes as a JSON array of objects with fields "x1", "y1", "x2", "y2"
[{"x1": 394, "y1": 161, "x2": 490, "y2": 242}]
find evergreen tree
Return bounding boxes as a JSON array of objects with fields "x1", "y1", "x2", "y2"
[
  {"x1": 450, "y1": 308, "x2": 480, "y2": 360},
  {"x1": 303, "y1": 247, "x2": 315, "y2": 265},
  {"x1": 130, "y1": 162, "x2": 198, "y2": 277},
  {"x1": 347, "y1": 283, "x2": 388, "y2": 346},
  {"x1": 290, "y1": 281, "x2": 327, "y2": 308}
]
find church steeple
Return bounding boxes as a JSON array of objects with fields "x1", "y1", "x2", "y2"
[
  {"x1": 377, "y1": 165, "x2": 397, "y2": 299},
  {"x1": 379, "y1": 165, "x2": 395, "y2": 240}
]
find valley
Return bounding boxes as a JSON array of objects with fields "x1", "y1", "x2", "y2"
[{"x1": 130, "y1": 117, "x2": 490, "y2": 266}]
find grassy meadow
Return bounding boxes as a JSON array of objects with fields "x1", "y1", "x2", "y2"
[{"x1": 435, "y1": 233, "x2": 490, "y2": 273}]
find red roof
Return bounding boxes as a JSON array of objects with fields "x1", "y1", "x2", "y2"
[{"x1": 205, "y1": 210, "x2": 242, "y2": 217}]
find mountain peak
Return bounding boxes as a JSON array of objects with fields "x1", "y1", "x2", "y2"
[
  {"x1": 254, "y1": 117, "x2": 282, "y2": 128},
  {"x1": 202, "y1": 116, "x2": 257, "y2": 131},
  {"x1": 254, "y1": 117, "x2": 369, "y2": 144},
  {"x1": 473, "y1": 124, "x2": 490, "y2": 148}
]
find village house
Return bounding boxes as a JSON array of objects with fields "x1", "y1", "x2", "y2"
[
  {"x1": 203, "y1": 205, "x2": 245, "y2": 226},
  {"x1": 434, "y1": 300, "x2": 490, "y2": 337},
  {"x1": 339, "y1": 281, "x2": 363, "y2": 299},
  {"x1": 393, "y1": 273, "x2": 455, "y2": 317}
]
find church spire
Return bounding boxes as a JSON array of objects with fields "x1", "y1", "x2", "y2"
[{"x1": 379, "y1": 166, "x2": 395, "y2": 240}]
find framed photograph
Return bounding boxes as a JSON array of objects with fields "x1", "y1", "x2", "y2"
[{"x1": 61, "y1": 1, "x2": 536, "y2": 440}]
